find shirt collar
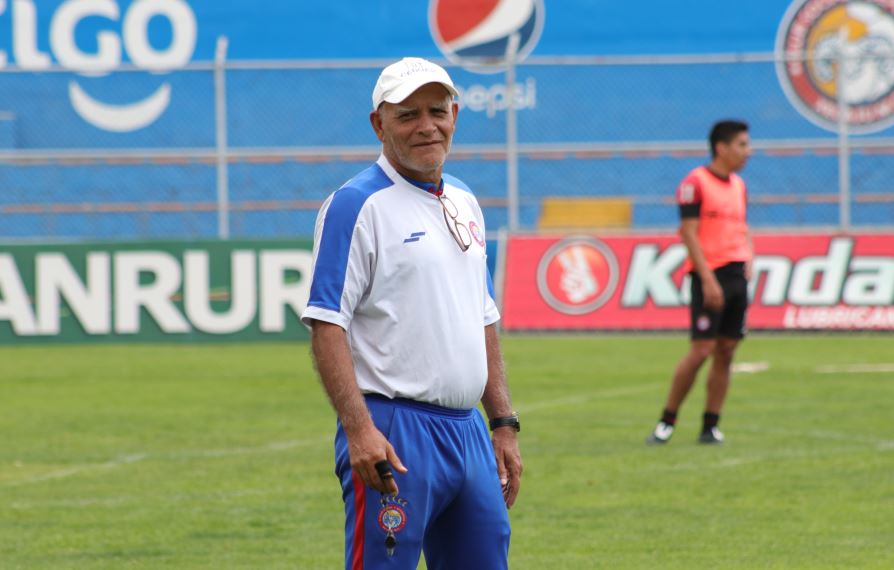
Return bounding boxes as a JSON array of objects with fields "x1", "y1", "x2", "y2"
[
  {"x1": 403, "y1": 175, "x2": 444, "y2": 197},
  {"x1": 376, "y1": 154, "x2": 444, "y2": 197}
]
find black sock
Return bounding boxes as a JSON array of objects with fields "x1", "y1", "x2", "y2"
[
  {"x1": 702, "y1": 412, "x2": 720, "y2": 433},
  {"x1": 661, "y1": 409, "x2": 678, "y2": 426}
]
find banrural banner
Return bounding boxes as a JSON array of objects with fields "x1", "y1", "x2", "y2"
[
  {"x1": 0, "y1": 240, "x2": 313, "y2": 343},
  {"x1": 500, "y1": 233, "x2": 894, "y2": 331}
]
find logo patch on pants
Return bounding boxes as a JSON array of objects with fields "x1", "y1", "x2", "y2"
[
  {"x1": 378, "y1": 495, "x2": 408, "y2": 557},
  {"x1": 378, "y1": 504, "x2": 407, "y2": 533}
]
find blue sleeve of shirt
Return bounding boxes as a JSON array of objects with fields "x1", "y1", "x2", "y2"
[{"x1": 307, "y1": 164, "x2": 391, "y2": 312}]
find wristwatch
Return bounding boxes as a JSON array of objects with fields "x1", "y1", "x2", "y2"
[{"x1": 489, "y1": 412, "x2": 520, "y2": 432}]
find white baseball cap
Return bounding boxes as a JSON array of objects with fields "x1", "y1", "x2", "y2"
[{"x1": 372, "y1": 57, "x2": 458, "y2": 110}]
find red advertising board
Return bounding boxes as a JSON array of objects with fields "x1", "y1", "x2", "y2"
[{"x1": 500, "y1": 233, "x2": 894, "y2": 331}]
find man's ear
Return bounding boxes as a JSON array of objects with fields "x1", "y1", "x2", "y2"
[
  {"x1": 370, "y1": 110, "x2": 385, "y2": 142},
  {"x1": 715, "y1": 141, "x2": 727, "y2": 160}
]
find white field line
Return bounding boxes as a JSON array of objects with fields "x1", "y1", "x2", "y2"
[
  {"x1": 5, "y1": 383, "x2": 660, "y2": 490},
  {"x1": 740, "y1": 426, "x2": 894, "y2": 449},
  {"x1": 3, "y1": 453, "x2": 147, "y2": 487},
  {"x1": 656, "y1": 426, "x2": 894, "y2": 472},
  {"x1": 168, "y1": 436, "x2": 331, "y2": 459},
  {"x1": 9, "y1": 486, "x2": 275, "y2": 511},
  {"x1": 660, "y1": 444, "x2": 886, "y2": 472},
  {"x1": 10, "y1": 495, "x2": 133, "y2": 510},
  {"x1": 518, "y1": 366, "x2": 768, "y2": 417},
  {"x1": 732, "y1": 361, "x2": 770, "y2": 374},
  {"x1": 815, "y1": 363, "x2": 894, "y2": 374},
  {"x1": 2, "y1": 436, "x2": 331, "y2": 488},
  {"x1": 516, "y1": 383, "x2": 663, "y2": 414}
]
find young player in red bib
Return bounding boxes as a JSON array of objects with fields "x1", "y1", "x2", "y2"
[{"x1": 647, "y1": 120, "x2": 754, "y2": 445}]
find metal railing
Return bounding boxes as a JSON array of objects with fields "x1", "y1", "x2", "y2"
[{"x1": 0, "y1": 50, "x2": 892, "y2": 240}]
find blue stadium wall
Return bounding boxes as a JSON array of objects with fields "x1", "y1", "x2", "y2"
[{"x1": 0, "y1": 0, "x2": 889, "y2": 243}]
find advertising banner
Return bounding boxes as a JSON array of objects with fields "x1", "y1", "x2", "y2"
[
  {"x1": 3, "y1": 0, "x2": 891, "y2": 143},
  {"x1": 0, "y1": 240, "x2": 313, "y2": 344},
  {"x1": 501, "y1": 233, "x2": 894, "y2": 331}
]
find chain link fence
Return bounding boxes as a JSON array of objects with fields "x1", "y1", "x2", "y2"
[{"x1": 0, "y1": 54, "x2": 892, "y2": 241}]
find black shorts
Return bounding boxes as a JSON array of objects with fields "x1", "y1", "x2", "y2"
[{"x1": 689, "y1": 262, "x2": 748, "y2": 340}]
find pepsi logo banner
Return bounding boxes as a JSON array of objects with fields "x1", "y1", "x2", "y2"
[
  {"x1": 501, "y1": 233, "x2": 894, "y2": 331},
  {"x1": 429, "y1": 0, "x2": 545, "y2": 70}
]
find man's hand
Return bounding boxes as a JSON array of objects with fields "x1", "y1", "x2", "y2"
[
  {"x1": 701, "y1": 273, "x2": 724, "y2": 312},
  {"x1": 310, "y1": 320, "x2": 408, "y2": 495},
  {"x1": 346, "y1": 426, "x2": 408, "y2": 495},
  {"x1": 491, "y1": 428, "x2": 523, "y2": 509}
]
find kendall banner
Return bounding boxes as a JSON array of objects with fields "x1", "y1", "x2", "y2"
[{"x1": 500, "y1": 233, "x2": 894, "y2": 331}]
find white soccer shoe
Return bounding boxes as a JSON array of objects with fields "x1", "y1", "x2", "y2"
[{"x1": 645, "y1": 421, "x2": 675, "y2": 445}]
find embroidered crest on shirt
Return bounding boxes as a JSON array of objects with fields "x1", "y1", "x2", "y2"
[{"x1": 469, "y1": 221, "x2": 485, "y2": 246}]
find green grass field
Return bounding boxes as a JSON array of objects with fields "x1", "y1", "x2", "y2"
[{"x1": 2, "y1": 335, "x2": 892, "y2": 569}]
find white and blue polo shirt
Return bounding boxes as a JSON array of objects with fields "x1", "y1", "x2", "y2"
[{"x1": 301, "y1": 155, "x2": 499, "y2": 410}]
